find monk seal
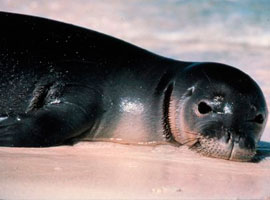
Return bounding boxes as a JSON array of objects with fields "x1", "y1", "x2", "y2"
[{"x1": 0, "y1": 12, "x2": 268, "y2": 161}]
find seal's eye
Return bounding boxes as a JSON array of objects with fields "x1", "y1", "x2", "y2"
[
  {"x1": 253, "y1": 114, "x2": 264, "y2": 124},
  {"x1": 198, "y1": 101, "x2": 212, "y2": 114}
]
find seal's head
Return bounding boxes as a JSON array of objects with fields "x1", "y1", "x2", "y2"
[{"x1": 171, "y1": 63, "x2": 268, "y2": 161}]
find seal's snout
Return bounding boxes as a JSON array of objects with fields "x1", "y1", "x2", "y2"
[
  {"x1": 222, "y1": 130, "x2": 256, "y2": 150},
  {"x1": 229, "y1": 135, "x2": 257, "y2": 161},
  {"x1": 233, "y1": 134, "x2": 256, "y2": 150},
  {"x1": 227, "y1": 131, "x2": 257, "y2": 161},
  {"x1": 223, "y1": 130, "x2": 232, "y2": 143},
  {"x1": 193, "y1": 102, "x2": 261, "y2": 161},
  {"x1": 194, "y1": 125, "x2": 257, "y2": 161}
]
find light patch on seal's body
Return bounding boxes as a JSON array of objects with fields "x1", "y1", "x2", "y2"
[
  {"x1": 223, "y1": 103, "x2": 232, "y2": 115},
  {"x1": 120, "y1": 97, "x2": 144, "y2": 114},
  {"x1": 0, "y1": 116, "x2": 8, "y2": 122},
  {"x1": 90, "y1": 96, "x2": 164, "y2": 145},
  {"x1": 112, "y1": 97, "x2": 147, "y2": 143}
]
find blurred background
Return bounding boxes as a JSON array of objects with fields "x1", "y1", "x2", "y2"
[{"x1": 1, "y1": 0, "x2": 269, "y2": 140}]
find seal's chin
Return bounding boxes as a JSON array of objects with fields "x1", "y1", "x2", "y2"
[{"x1": 190, "y1": 136, "x2": 256, "y2": 162}]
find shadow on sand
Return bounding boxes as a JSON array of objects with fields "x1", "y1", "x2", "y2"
[{"x1": 252, "y1": 141, "x2": 270, "y2": 162}]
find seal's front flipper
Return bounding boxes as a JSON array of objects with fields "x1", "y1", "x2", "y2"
[
  {"x1": 0, "y1": 115, "x2": 41, "y2": 147},
  {"x1": 0, "y1": 85, "x2": 102, "y2": 147}
]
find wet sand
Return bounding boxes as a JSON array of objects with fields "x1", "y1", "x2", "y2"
[{"x1": 0, "y1": 0, "x2": 270, "y2": 199}]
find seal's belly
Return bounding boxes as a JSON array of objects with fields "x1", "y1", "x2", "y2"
[
  {"x1": 87, "y1": 96, "x2": 165, "y2": 145},
  {"x1": 107, "y1": 114, "x2": 152, "y2": 144}
]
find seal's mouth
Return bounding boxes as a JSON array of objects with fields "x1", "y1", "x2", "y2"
[{"x1": 189, "y1": 135, "x2": 256, "y2": 162}]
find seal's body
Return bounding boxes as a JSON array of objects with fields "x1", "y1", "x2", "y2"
[{"x1": 0, "y1": 12, "x2": 267, "y2": 161}]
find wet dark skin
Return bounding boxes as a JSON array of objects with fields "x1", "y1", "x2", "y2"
[{"x1": 0, "y1": 12, "x2": 268, "y2": 161}]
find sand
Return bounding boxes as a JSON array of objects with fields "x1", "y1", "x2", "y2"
[
  {"x1": 0, "y1": 0, "x2": 270, "y2": 199},
  {"x1": 1, "y1": 143, "x2": 270, "y2": 200}
]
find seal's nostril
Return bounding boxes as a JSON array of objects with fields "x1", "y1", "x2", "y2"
[
  {"x1": 247, "y1": 114, "x2": 264, "y2": 124},
  {"x1": 198, "y1": 102, "x2": 212, "y2": 114},
  {"x1": 253, "y1": 114, "x2": 264, "y2": 124}
]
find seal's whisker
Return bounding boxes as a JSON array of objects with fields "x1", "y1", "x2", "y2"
[
  {"x1": 202, "y1": 70, "x2": 215, "y2": 91},
  {"x1": 189, "y1": 141, "x2": 201, "y2": 150},
  {"x1": 175, "y1": 129, "x2": 201, "y2": 136},
  {"x1": 192, "y1": 146, "x2": 206, "y2": 154},
  {"x1": 178, "y1": 138, "x2": 199, "y2": 146}
]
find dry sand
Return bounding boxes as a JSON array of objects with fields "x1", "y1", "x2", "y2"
[
  {"x1": 1, "y1": 143, "x2": 270, "y2": 200},
  {"x1": 0, "y1": 0, "x2": 270, "y2": 199}
]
